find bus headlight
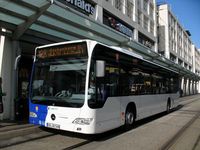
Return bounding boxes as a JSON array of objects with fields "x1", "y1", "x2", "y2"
[{"x1": 72, "y1": 118, "x2": 93, "y2": 125}]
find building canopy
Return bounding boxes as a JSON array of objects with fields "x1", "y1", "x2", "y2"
[{"x1": 0, "y1": 0, "x2": 199, "y2": 80}]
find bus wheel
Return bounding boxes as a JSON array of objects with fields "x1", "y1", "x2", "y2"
[
  {"x1": 166, "y1": 100, "x2": 171, "y2": 113},
  {"x1": 125, "y1": 107, "x2": 135, "y2": 129}
]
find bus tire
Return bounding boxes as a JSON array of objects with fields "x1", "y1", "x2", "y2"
[
  {"x1": 166, "y1": 99, "x2": 171, "y2": 113},
  {"x1": 125, "y1": 105, "x2": 135, "y2": 129}
]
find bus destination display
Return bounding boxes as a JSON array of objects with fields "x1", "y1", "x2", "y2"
[{"x1": 37, "y1": 42, "x2": 87, "y2": 59}]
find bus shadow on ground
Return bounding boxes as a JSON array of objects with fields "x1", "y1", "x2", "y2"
[{"x1": 94, "y1": 105, "x2": 182, "y2": 142}]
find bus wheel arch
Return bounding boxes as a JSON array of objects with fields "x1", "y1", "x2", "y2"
[{"x1": 124, "y1": 102, "x2": 136, "y2": 129}]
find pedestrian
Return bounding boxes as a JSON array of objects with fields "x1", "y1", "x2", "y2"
[{"x1": 0, "y1": 77, "x2": 6, "y2": 114}]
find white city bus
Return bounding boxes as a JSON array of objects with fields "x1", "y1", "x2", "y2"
[{"x1": 29, "y1": 40, "x2": 180, "y2": 134}]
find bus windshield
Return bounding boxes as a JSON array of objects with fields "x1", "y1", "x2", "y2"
[{"x1": 31, "y1": 59, "x2": 87, "y2": 108}]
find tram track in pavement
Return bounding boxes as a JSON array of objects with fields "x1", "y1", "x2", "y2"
[
  {"x1": 0, "y1": 127, "x2": 99, "y2": 149},
  {"x1": 2, "y1": 96, "x2": 200, "y2": 150},
  {"x1": 160, "y1": 97, "x2": 200, "y2": 150},
  {"x1": 63, "y1": 140, "x2": 95, "y2": 150},
  {"x1": 0, "y1": 127, "x2": 56, "y2": 149},
  {"x1": 160, "y1": 110, "x2": 200, "y2": 150},
  {"x1": 61, "y1": 96, "x2": 200, "y2": 150},
  {"x1": 0, "y1": 122, "x2": 27, "y2": 128}
]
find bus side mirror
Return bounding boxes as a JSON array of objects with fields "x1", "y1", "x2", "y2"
[{"x1": 96, "y1": 60, "x2": 105, "y2": 77}]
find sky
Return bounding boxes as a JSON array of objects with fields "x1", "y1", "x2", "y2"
[{"x1": 157, "y1": 0, "x2": 200, "y2": 49}]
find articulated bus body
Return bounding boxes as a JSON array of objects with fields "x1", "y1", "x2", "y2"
[{"x1": 29, "y1": 40, "x2": 180, "y2": 134}]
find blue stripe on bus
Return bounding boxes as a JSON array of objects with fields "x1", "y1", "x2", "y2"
[{"x1": 29, "y1": 100, "x2": 48, "y2": 126}]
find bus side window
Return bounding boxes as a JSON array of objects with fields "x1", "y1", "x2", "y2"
[
  {"x1": 105, "y1": 65, "x2": 119, "y2": 97},
  {"x1": 95, "y1": 62, "x2": 120, "y2": 100},
  {"x1": 119, "y1": 71, "x2": 130, "y2": 96}
]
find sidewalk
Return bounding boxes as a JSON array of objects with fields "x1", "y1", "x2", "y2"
[{"x1": 178, "y1": 94, "x2": 200, "y2": 102}]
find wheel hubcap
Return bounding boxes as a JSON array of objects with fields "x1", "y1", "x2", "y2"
[{"x1": 127, "y1": 112, "x2": 134, "y2": 125}]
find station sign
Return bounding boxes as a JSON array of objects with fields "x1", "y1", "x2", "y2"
[{"x1": 58, "y1": 0, "x2": 95, "y2": 15}]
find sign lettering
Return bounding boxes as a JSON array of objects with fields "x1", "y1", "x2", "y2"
[{"x1": 60, "y1": 0, "x2": 95, "y2": 15}]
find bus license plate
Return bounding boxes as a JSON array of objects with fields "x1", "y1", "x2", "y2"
[{"x1": 47, "y1": 123, "x2": 60, "y2": 129}]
